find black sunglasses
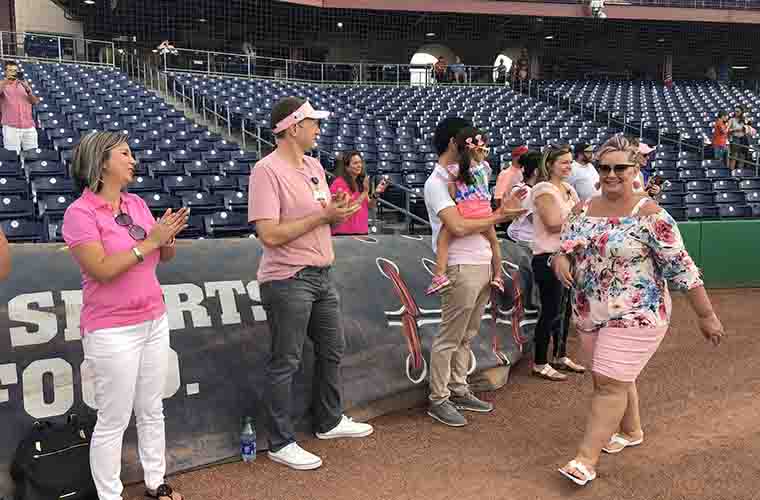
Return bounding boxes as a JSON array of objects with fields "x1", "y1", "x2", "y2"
[
  {"x1": 594, "y1": 163, "x2": 636, "y2": 176},
  {"x1": 115, "y1": 212, "x2": 147, "y2": 240}
]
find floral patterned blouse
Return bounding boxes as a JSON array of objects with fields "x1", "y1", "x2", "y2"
[{"x1": 558, "y1": 201, "x2": 703, "y2": 333}]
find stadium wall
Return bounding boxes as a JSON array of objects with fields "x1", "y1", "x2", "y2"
[
  {"x1": 15, "y1": 0, "x2": 83, "y2": 38},
  {"x1": 0, "y1": 236, "x2": 535, "y2": 497}
]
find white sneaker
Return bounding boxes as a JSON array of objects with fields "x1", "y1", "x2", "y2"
[
  {"x1": 267, "y1": 443, "x2": 322, "y2": 470},
  {"x1": 316, "y1": 415, "x2": 374, "y2": 440}
]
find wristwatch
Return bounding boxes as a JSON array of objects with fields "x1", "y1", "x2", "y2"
[{"x1": 132, "y1": 246, "x2": 144, "y2": 263}]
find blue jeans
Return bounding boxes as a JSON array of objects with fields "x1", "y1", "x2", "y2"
[{"x1": 260, "y1": 267, "x2": 345, "y2": 451}]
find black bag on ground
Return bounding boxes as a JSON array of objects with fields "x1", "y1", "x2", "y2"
[{"x1": 10, "y1": 414, "x2": 98, "y2": 500}]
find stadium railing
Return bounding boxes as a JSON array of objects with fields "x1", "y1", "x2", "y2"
[{"x1": 0, "y1": 31, "x2": 115, "y2": 67}]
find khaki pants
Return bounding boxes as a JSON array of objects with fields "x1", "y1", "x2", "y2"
[{"x1": 429, "y1": 264, "x2": 491, "y2": 404}]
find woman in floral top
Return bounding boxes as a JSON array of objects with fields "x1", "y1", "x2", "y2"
[{"x1": 552, "y1": 134, "x2": 725, "y2": 486}]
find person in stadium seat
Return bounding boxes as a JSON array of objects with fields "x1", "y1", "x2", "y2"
[
  {"x1": 567, "y1": 143, "x2": 598, "y2": 202},
  {"x1": 552, "y1": 134, "x2": 724, "y2": 486},
  {"x1": 0, "y1": 61, "x2": 40, "y2": 153},
  {"x1": 63, "y1": 131, "x2": 189, "y2": 500},
  {"x1": 249, "y1": 96, "x2": 373, "y2": 471},
  {"x1": 493, "y1": 145, "x2": 529, "y2": 206},
  {"x1": 713, "y1": 110, "x2": 730, "y2": 168},
  {"x1": 0, "y1": 228, "x2": 9, "y2": 280},
  {"x1": 423, "y1": 117, "x2": 526, "y2": 427},
  {"x1": 329, "y1": 150, "x2": 388, "y2": 235},
  {"x1": 530, "y1": 145, "x2": 585, "y2": 381},
  {"x1": 729, "y1": 105, "x2": 749, "y2": 170}
]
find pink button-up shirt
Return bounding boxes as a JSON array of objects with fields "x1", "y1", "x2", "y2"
[
  {"x1": 0, "y1": 81, "x2": 35, "y2": 129},
  {"x1": 62, "y1": 189, "x2": 166, "y2": 334}
]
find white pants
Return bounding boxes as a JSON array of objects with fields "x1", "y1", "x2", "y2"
[
  {"x1": 82, "y1": 314, "x2": 169, "y2": 500},
  {"x1": 2, "y1": 125, "x2": 38, "y2": 152}
]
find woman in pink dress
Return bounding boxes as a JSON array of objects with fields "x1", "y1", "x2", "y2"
[
  {"x1": 552, "y1": 134, "x2": 725, "y2": 486},
  {"x1": 329, "y1": 151, "x2": 388, "y2": 235}
]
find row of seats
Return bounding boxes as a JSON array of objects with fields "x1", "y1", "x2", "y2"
[{"x1": 0, "y1": 62, "x2": 256, "y2": 242}]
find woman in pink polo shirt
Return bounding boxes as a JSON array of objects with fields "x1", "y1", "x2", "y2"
[
  {"x1": 62, "y1": 131, "x2": 188, "y2": 500},
  {"x1": 329, "y1": 151, "x2": 387, "y2": 235}
]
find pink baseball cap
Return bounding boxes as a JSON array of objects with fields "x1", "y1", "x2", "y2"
[
  {"x1": 638, "y1": 142, "x2": 655, "y2": 155},
  {"x1": 272, "y1": 101, "x2": 330, "y2": 134}
]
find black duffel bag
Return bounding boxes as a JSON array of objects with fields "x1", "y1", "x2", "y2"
[{"x1": 11, "y1": 414, "x2": 98, "y2": 500}]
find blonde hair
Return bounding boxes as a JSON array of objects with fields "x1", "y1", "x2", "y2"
[
  {"x1": 594, "y1": 133, "x2": 640, "y2": 165},
  {"x1": 70, "y1": 131, "x2": 129, "y2": 193},
  {"x1": 537, "y1": 144, "x2": 571, "y2": 183}
]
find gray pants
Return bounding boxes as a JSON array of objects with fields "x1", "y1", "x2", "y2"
[{"x1": 260, "y1": 266, "x2": 345, "y2": 452}]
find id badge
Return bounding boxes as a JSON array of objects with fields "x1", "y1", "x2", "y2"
[{"x1": 313, "y1": 190, "x2": 328, "y2": 202}]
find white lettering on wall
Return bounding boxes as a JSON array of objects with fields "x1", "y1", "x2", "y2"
[
  {"x1": 162, "y1": 284, "x2": 212, "y2": 330},
  {"x1": 23, "y1": 358, "x2": 74, "y2": 419},
  {"x1": 246, "y1": 280, "x2": 267, "y2": 322},
  {"x1": 8, "y1": 292, "x2": 58, "y2": 347},
  {"x1": 60, "y1": 290, "x2": 83, "y2": 341},
  {"x1": 0, "y1": 364, "x2": 18, "y2": 404},
  {"x1": 205, "y1": 281, "x2": 246, "y2": 325}
]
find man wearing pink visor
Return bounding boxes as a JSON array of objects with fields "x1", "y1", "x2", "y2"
[{"x1": 249, "y1": 97, "x2": 373, "y2": 471}]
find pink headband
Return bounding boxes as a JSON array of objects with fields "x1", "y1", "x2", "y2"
[
  {"x1": 272, "y1": 101, "x2": 330, "y2": 134},
  {"x1": 465, "y1": 134, "x2": 487, "y2": 150}
]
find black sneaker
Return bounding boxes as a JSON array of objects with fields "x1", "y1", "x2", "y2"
[
  {"x1": 427, "y1": 400, "x2": 467, "y2": 427},
  {"x1": 450, "y1": 392, "x2": 494, "y2": 413}
]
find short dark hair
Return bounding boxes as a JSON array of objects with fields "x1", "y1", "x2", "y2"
[
  {"x1": 271, "y1": 96, "x2": 305, "y2": 138},
  {"x1": 520, "y1": 151, "x2": 542, "y2": 181},
  {"x1": 4, "y1": 61, "x2": 18, "y2": 69},
  {"x1": 433, "y1": 117, "x2": 472, "y2": 156}
]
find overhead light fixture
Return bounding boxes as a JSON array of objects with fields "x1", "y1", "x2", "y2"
[
  {"x1": 198, "y1": 18, "x2": 207, "y2": 23},
  {"x1": 732, "y1": 66, "x2": 748, "y2": 70},
  {"x1": 151, "y1": 49, "x2": 158, "y2": 53},
  {"x1": 426, "y1": 32, "x2": 436, "y2": 37},
  {"x1": 544, "y1": 35, "x2": 554, "y2": 40},
  {"x1": 84, "y1": 0, "x2": 95, "y2": 4},
  {"x1": 336, "y1": 22, "x2": 343, "y2": 28},
  {"x1": 657, "y1": 38, "x2": 665, "y2": 42}
]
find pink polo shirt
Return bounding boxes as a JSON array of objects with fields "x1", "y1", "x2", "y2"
[
  {"x1": 62, "y1": 189, "x2": 166, "y2": 334},
  {"x1": 0, "y1": 81, "x2": 35, "y2": 129},
  {"x1": 248, "y1": 150, "x2": 334, "y2": 283},
  {"x1": 329, "y1": 176, "x2": 369, "y2": 235}
]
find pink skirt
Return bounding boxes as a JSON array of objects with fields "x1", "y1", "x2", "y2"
[
  {"x1": 579, "y1": 325, "x2": 668, "y2": 382},
  {"x1": 457, "y1": 199, "x2": 493, "y2": 218}
]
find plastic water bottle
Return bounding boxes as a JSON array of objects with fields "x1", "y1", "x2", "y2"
[{"x1": 241, "y1": 416, "x2": 256, "y2": 463}]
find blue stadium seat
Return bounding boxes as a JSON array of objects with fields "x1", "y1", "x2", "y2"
[
  {"x1": 0, "y1": 196, "x2": 34, "y2": 220},
  {"x1": 1, "y1": 218, "x2": 44, "y2": 242},
  {"x1": 203, "y1": 211, "x2": 251, "y2": 237},
  {"x1": 223, "y1": 191, "x2": 248, "y2": 212},
  {"x1": 181, "y1": 192, "x2": 224, "y2": 214}
]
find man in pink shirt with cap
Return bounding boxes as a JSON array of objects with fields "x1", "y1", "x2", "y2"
[
  {"x1": 493, "y1": 145, "x2": 529, "y2": 206},
  {"x1": 0, "y1": 61, "x2": 40, "y2": 153},
  {"x1": 248, "y1": 96, "x2": 374, "y2": 471}
]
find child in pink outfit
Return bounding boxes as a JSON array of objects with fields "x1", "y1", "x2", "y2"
[{"x1": 426, "y1": 128, "x2": 503, "y2": 295}]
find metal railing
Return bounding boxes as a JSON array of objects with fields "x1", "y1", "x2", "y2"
[
  {"x1": 165, "y1": 73, "x2": 431, "y2": 229},
  {"x1": 159, "y1": 47, "x2": 512, "y2": 87},
  {"x1": 0, "y1": 31, "x2": 115, "y2": 66}
]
